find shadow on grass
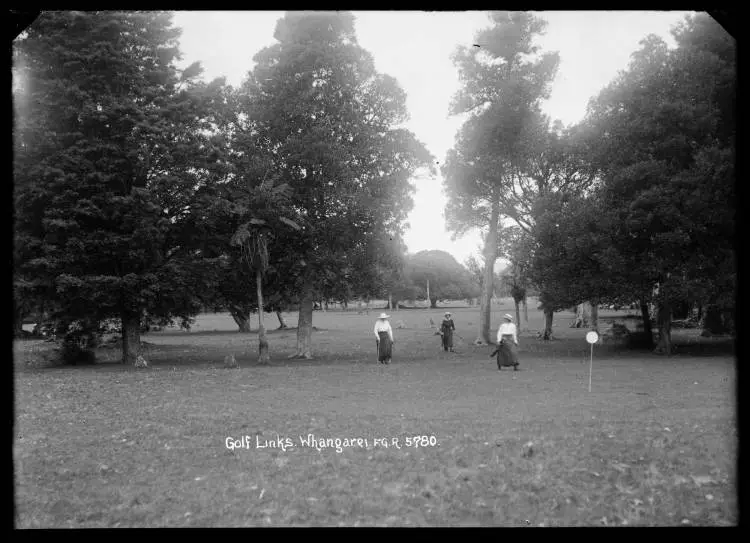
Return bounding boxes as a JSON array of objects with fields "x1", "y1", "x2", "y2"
[
  {"x1": 14, "y1": 334, "x2": 49, "y2": 341},
  {"x1": 151, "y1": 326, "x2": 337, "y2": 338},
  {"x1": 588, "y1": 339, "x2": 734, "y2": 360},
  {"x1": 517, "y1": 334, "x2": 735, "y2": 361},
  {"x1": 151, "y1": 328, "x2": 300, "y2": 338},
  {"x1": 671, "y1": 338, "x2": 735, "y2": 357}
]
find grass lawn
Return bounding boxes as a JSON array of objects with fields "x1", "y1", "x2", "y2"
[{"x1": 14, "y1": 301, "x2": 737, "y2": 527}]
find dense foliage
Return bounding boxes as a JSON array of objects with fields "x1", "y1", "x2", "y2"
[
  {"x1": 502, "y1": 12, "x2": 736, "y2": 352},
  {"x1": 235, "y1": 12, "x2": 433, "y2": 358},
  {"x1": 14, "y1": 11, "x2": 231, "y2": 363},
  {"x1": 14, "y1": 11, "x2": 734, "y2": 363},
  {"x1": 14, "y1": 11, "x2": 433, "y2": 363}
]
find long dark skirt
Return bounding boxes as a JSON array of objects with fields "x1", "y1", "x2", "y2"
[
  {"x1": 377, "y1": 331, "x2": 392, "y2": 363},
  {"x1": 441, "y1": 328, "x2": 453, "y2": 350},
  {"x1": 497, "y1": 334, "x2": 519, "y2": 370}
]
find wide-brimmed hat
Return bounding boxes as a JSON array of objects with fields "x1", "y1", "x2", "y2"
[
  {"x1": 444, "y1": 312, "x2": 451, "y2": 316},
  {"x1": 378, "y1": 313, "x2": 390, "y2": 319},
  {"x1": 503, "y1": 314, "x2": 513, "y2": 321}
]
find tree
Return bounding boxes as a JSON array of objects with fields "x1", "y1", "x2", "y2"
[
  {"x1": 529, "y1": 193, "x2": 622, "y2": 337},
  {"x1": 511, "y1": 117, "x2": 600, "y2": 337},
  {"x1": 405, "y1": 250, "x2": 477, "y2": 308},
  {"x1": 464, "y1": 254, "x2": 486, "y2": 306},
  {"x1": 192, "y1": 87, "x2": 302, "y2": 337},
  {"x1": 528, "y1": 185, "x2": 668, "y2": 345},
  {"x1": 230, "y1": 183, "x2": 300, "y2": 365},
  {"x1": 498, "y1": 224, "x2": 534, "y2": 332},
  {"x1": 442, "y1": 11, "x2": 560, "y2": 344},
  {"x1": 359, "y1": 233, "x2": 410, "y2": 311},
  {"x1": 237, "y1": 11, "x2": 433, "y2": 359},
  {"x1": 219, "y1": 238, "x2": 304, "y2": 333},
  {"x1": 517, "y1": 14, "x2": 735, "y2": 353},
  {"x1": 13, "y1": 11, "x2": 231, "y2": 364},
  {"x1": 580, "y1": 13, "x2": 735, "y2": 354},
  {"x1": 262, "y1": 268, "x2": 297, "y2": 329}
]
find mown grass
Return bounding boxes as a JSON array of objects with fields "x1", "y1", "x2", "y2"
[{"x1": 14, "y1": 302, "x2": 737, "y2": 527}]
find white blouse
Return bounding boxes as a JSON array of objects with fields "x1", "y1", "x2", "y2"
[
  {"x1": 374, "y1": 320, "x2": 394, "y2": 341},
  {"x1": 497, "y1": 322, "x2": 518, "y2": 344}
]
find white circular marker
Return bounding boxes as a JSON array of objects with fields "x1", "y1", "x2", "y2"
[{"x1": 586, "y1": 331, "x2": 599, "y2": 344}]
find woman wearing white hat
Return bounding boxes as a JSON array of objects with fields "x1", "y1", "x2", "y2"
[
  {"x1": 374, "y1": 313, "x2": 394, "y2": 364},
  {"x1": 493, "y1": 313, "x2": 519, "y2": 370}
]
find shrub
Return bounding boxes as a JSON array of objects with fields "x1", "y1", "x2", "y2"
[
  {"x1": 59, "y1": 341, "x2": 97, "y2": 365},
  {"x1": 56, "y1": 319, "x2": 101, "y2": 365},
  {"x1": 627, "y1": 331, "x2": 655, "y2": 350}
]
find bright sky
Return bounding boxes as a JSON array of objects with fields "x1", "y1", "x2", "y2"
[{"x1": 173, "y1": 10, "x2": 694, "y2": 269}]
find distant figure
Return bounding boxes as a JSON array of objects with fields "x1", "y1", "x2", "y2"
[
  {"x1": 374, "y1": 312, "x2": 394, "y2": 364},
  {"x1": 492, "y1": 313, "x2": 519, "y2": 371},
  {"x1": 440, "y1": 312, "x2": 455, "y2": 352}
]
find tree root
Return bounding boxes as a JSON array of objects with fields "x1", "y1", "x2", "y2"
[{"x1": 287, "y1": 352, "x2": 314, "y2": 360}]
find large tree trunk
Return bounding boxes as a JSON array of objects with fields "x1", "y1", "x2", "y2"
[
  {"x1": 426, "y1": 279, "x2": 430, "y2": 306},
  {"x1": 32, "y1": 310, "x2": 47, "y2": 336},
  {"x1": 14, "y1": 308, "x2": 24, "y2": 336},
  {"x1": 672, "y1": 301, "x2": 691, "y2": 320},
  {"x1": 276, "y1": 310, "x2": 288, "y2": 329},
  {"x1": 590, "y1": 300, "x2": 599, "y2": 332},
  {"x1": 32, "y1": 300, "x2": 47, "y2": 336},
  {"x1": 571, "y1": 302, "x2": 592, "y2": 328},
  {"x1": 640, "y1": 301, "x2": 654, "y2": 347},
  {"x1": 121, "y1": 310, "x2": 142, "y2": 365},
  {"x1": 477, "y1": 199, "x2": 500, "y2": 344},
  {"x1": 14, "y1": 292, "x2": 26, "y2": 336},
  {"x1": 514, "y1": 299, "x2": 522, "y2": 332},
  {"x1": 388, "y1": 293, "x2": 393, "y2": 311},
  {"x1": 256, "y1": 270, "x2": 269, "y2": 365},
  {"x1": 290, "y1": 286, "x2": 314, "y2": 359},
  {"x1": 722, "y1": 308, "x2": 735, "y2": 335},
  {"x1": 430, "y1": 297, "x2": 438, "y2": 309},
  {"x1": 701, "y1": 304, "x2": 726, "y2": 336},
  {"x1": 542, "y1": 307, "x2": 554, "y2": 340},
  {"x1": 653, "y1": 301, "x2": 672, "y2": 355},
  {"x1": 230, "y1": 308, "x2": 251, "y2": 333},
  {"x1": 523, "y1": 297, "x2": 528, "y2": 324}
]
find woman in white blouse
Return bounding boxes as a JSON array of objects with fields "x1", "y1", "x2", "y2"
[
  {"x1": 374, "y1": 313, "x2": 394, "y2": 364},
  {"x1": 494, "y1": 313, "x2": 519, "y2": 370}
]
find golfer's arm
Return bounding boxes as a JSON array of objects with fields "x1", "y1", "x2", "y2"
[{"x1": 388, "y1": 324, "x2": 394, "y2": 342}]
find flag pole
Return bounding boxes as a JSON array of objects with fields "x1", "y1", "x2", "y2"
[
  {"x1": 585, "y1": 331, "x2": 598, "y2": 392},
  {"x1": 588, "y1": 342, "x2": 593, "y2": 392}
]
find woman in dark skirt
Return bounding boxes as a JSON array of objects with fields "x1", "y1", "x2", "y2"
[
  {"x1": 493, "y1": 313, "x2": 520, "y2": 370},
  {"x1": 440, "y1": 312, "x2": 455, "y2": 352},
  {"x1": 374, "y1": 312, "x2": 394, "y2": 364}
]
